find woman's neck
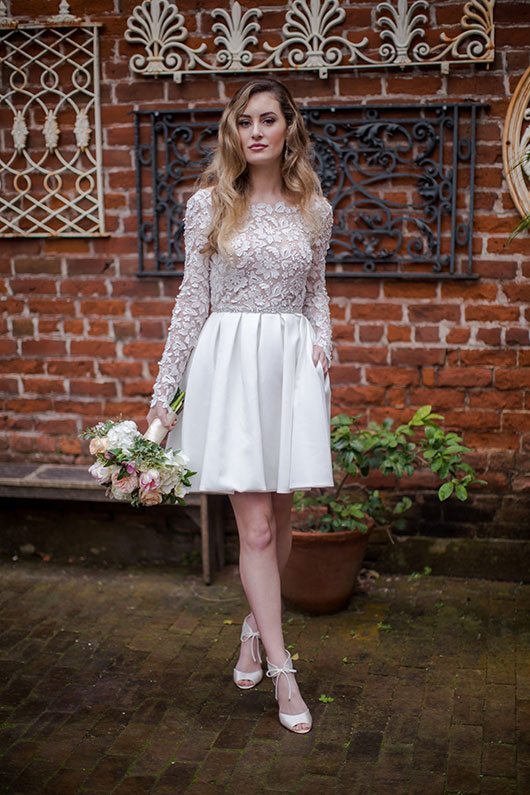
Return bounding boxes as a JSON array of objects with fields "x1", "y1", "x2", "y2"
[{"x1": 247, "y1": 165, "x2": 285, "y2": 203}]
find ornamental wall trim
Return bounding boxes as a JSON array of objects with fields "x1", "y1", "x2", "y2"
[
  {"x1": 0, "y1": 1, "x2": 106, "y2": 237},
  {"x1": 125, "y1": 0, "x2": 495, "y2": 83},
  {"x1": 503, "y1": 65, "x2": 530, "y2": 221}
]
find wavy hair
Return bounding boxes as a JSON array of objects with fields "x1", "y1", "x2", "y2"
[{"x1": 195, "y1": 78, "x2": 324, "y2": 261}]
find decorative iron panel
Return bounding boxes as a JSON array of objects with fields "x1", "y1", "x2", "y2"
[
  {"x1": 125, "y1": 0, "x2": 495, "y2": 82},
  {"x1": 0, "y1": 11, "x2": 105, "y2": 237},
  {"x1": 134, "y1": 102, "x2": 486, "y2": 279}
]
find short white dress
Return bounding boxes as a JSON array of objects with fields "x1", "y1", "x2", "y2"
[{"x1": 149, "y1": 187, "x2": 334, "y2": 494}]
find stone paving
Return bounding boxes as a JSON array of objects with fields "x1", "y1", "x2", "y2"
[{"x1": 0, "y1": 558, "x2": 528, "y2": 794}]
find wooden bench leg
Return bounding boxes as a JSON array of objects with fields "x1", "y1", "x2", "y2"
[{"x1": 200, "y1": 494, "x2": 225, "y2": 585}]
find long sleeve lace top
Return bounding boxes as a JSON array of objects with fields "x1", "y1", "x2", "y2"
[{"x1": 149, "y1": 187, "x2": 334, "y2": 410}]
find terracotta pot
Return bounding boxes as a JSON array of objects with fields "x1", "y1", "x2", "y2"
[{"x1": 280, "y1": 526, "x2": 372, "y2": 615}]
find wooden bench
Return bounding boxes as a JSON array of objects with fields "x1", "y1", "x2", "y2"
[{"x1": 0, "y1": 463, "x2": 225, "y2": 585}]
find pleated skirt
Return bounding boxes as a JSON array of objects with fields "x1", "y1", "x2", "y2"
[{"x1": 165, "y1": 311, "x2": 334, "y2": 494}]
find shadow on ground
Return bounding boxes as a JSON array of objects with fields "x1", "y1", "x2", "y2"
[{"x1": 0, "y1": 559, "x2": 528, "y2": 794}]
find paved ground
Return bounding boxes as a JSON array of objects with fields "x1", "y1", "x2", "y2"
[{"x1": 0, "y1": 558, "x2": 527, "y2": 794}]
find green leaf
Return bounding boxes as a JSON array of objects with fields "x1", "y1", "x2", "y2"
[
  {"x1": 438, "y1": 481, "x2": 454, "y2": 500},
  {"x1": 455, "y1": 483, "x2": 468, "y2": 501},
  {"x1": 411, "y1": 405, "x2": 432, "y2": 425}
]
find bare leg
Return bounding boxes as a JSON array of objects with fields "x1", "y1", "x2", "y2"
[
  {"x1": 230, "y1": 491, "x2": 310, "y2": 732},
  {"x1": 233, "y1": 491, "x2": 294, "y2": 682}
]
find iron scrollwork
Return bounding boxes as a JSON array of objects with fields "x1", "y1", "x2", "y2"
[
  {"x1": 125, "y1": 0, "x2": 495, "y2": 82},
  {"x1": 134, "y1": 103, "x2": 486, "y2": 279}
]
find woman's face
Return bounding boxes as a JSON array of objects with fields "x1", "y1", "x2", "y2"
[{"x1": 236, "y1": 91, "x2": 288, "y2": 166}]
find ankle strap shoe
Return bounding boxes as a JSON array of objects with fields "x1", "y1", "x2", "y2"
[
  {"x1": 233, "y1": 614, "x2": 263, "y2": 689},
  {"x1": 266, "y1": 648, "x2": 313, "y2": 734}
]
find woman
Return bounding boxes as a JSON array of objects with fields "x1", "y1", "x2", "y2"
[{"x1": 146, "y1": 77, "x2": 334, "y2": 734}]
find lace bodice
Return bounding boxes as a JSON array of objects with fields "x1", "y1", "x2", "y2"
[{"x1": 150, "y1": 187, "x2": 334, "y2": 410}]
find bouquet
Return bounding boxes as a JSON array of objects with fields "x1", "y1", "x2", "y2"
[{"x1": 79, "y1": 388, "x2": 195, "y2": 506}]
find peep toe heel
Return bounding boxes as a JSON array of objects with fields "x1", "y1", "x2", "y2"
[
  {"x1": 233, "y1": 614, "x2": 264, "y2": 689},
  {"x1": 266, "y1": 648, "x2": 312, "y2": 733}
]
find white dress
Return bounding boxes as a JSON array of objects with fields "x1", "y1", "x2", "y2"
[{"x1": 149, "y1": 187, "x2": 334, "y2": 494}]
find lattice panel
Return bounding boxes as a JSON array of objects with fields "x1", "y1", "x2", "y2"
[{"x1": 0, "y1": 20, "x2": 105, "y2": 237}]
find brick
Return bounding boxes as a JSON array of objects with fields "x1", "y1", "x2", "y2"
[
  {"x1": 79, "y1": 299, "x2": 128, "y2": 316},
  {"x1": 468, "y1": 392, "x2": 523, "y2": 410},
  {"x1": 461, "y1": 350, "x2": 517, "y2": 367},
  {"x1": 70, "y1": 341, "x2": 117, "y2": 357},
  {"x1": 27, "y1": 299, "x2": 75, "y2": 315},
  {"x1": 386, "y1": 75, "x2": 443, "y2": 95},
  {"x1": 383, "y1": 283, "x2": 437, "y2": 299},
  {"x1": 408, "y1": 304, "x2": 460, "y2": 323},
  {"x1": 446, "y1": 328, "x2": 471, "y2": 344},
  {"x1": 359, "y1": 325, "x2": 385, "y2": 342},
  {"x1": 365, "y1": 367, "x2": 419, "y2": 386},
  {"x1": 10, "y1": 278, "x2": 57, "y2": 295},
  {"x1": 441, "y1": 282, "x2": 498, "y2": 301},
  {"x1": 21, "y1": 340, "x2": 67, "y2": 357},
  {"x1": 409, "y1": 388, "x2": 466, "y2": 409},
  {"x1": 47, "y1": 359, "x2": 94, "y2": 376},
  {"x1": 438, "y1": 368, "x2": 492, "y2": 387},
  {"x1": 502, "y1": 412, "x2": 530, "y2": 432},
  {"x1": 70, "y1": 380, "x2": 117, "y2": 397},
  {"x1": 130, "y1": 300, "x2": 174, "y2": 318},
  {"x1": 64, "y1": 317, "x2": 85, "y2": 337},
  {"x1": 13, "y1": 258, "x2": 61, "y2": 274},
  {"x1": 22, "y1": 378, "x2": 67, "y2": 395},
  {"x1": 350, "y1": 303, "x2": 403, "y2": 321},
  {"x1": 122, "y1": 342, "x2": 165, "y2": 359},
  {"x1": 11, "y1": 318, "x2": 35, "y2": 336},
  {"x1": 338, "y1": 345, "x2": 388, "y2": 365},
  {"x1": 443, "y1": 410, "x2": 500, "y2": 430},
  {"x1": 390, "y1": 348, "x2": 446, "y2": 366},
  {"x1": 60, "y1": 279, "x2": 109, "y2": 297},
  {"x1": 465, "y1": 306, "x2": 520, "y2": 322},
  {"x1": 476, "y1": 328, "x2": 502, "y2": 346},
  {"x1": 463, "y1": 431, "x2": 519, "y2": 450},
  {"x1": 495, "y1": 369, "x2": 530, "y2": 390},
  {"x1": 414, "y1": 326, "x2": 440, "y2": 343},
  {"x1": 502, "y1": 283, "x2": 530, "y2": 303},
  {"x1": 387, "y1": 325, "x2": 411, "y2": 342},
  {"x1": 506, "y1": 327, "x2": 530, "y2": 346}
]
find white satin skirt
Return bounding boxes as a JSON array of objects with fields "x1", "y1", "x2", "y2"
[{"x1": 165, "y1": 311, "x2": 334, "y2": 494}]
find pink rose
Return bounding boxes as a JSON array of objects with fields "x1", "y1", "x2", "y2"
[
  {"x1": 138, "y1": 469, "x2": 161, "y2": 492},
  {"x1": 139, "y1": 489, "x2": 162, "y2": 506},
  {"x1": 111, "y1": 469, "x2": 138, "y2": 495}
]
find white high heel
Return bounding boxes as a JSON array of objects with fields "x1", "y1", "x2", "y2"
[
  {"x1": 233, "y1": 614, "x2": 264, "y2": 689},
  {"x1": 266, "y1": 648, "x2": 313, "y2": 734}
]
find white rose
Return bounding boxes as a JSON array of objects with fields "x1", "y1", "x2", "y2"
[
  {"x1": 159, "y1": 469, "x2": 181, "y2": 494},
  {"x1": 89, "y1": 436, "x2": 108, "y2": 455},
  {"x1": 88, "y1": 461, "x2": 112, "y2": 485}
]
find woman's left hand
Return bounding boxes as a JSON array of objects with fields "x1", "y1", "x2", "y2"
[{"x1": 312, "y1": 345, "x2": 329, "y2": 376}]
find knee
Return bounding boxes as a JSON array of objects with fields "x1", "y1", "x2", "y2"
[{"x1": 242, "y1": 516, "x2": 275, "y2": 552}]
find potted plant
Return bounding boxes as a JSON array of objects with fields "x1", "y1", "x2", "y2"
[{"x1": 281, "y1": 405, "x2": 486, "y2": 614}]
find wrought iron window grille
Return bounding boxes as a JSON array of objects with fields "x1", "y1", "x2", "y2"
[{"x1": 134, "y1": 102, "x2": 487, "y2": 280}]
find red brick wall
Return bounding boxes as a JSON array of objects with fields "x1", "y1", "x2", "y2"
[{"x1": 1, "y1": 1, "x2": 529, "y2": 533}]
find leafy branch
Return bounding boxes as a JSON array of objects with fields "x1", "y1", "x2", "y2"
[{"x1": 293, "y1": 405, "x2": 486, "y2": 536}]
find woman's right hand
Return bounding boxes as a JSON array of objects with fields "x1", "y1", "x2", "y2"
[{"x1": 146, "y1": 401, "x2": 178, "y2": 432}]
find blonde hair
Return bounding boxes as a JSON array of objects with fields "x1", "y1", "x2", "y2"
[{"x1": 194, "y1": 78, "x2": 325, "y2": 260}]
